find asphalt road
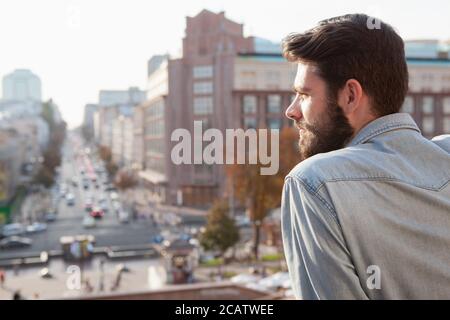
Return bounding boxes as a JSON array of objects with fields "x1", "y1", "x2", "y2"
[{"x1": 0, "y1": 136, "x2": 159, "y2": 259}]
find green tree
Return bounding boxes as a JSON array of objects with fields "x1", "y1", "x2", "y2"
[
  {"x1": 200, "y1": 201, "x2": 240, "y2": 266},
  {"x1": 41, "y1": 100, "x2": 55, "y2": 129},
  {"x1": 32, "y1": 99, "x2": 66, "y2": 189}
]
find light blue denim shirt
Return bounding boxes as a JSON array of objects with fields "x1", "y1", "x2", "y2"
[{"x1": 281, "y1": 113, "x2": 450, "y2": 299}]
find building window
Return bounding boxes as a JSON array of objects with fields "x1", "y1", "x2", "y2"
[
  {"x1": 444, "y1": 117, "x2": 450, "y2": 133},
  {"x1": 199, "y1": 118, "x2": 212, "y2": 130},
  {"x1": 422, "y1": 96, "x2": 434, "y2": 114},
  {"x1": 266, "y1": 71, "x2": 280, "y2": 83},
  {"x1": 422, "y1": 116, "x2": 434, "y2": 134},
  {"x1": 243, "y1": 95, "x2": 257, "y2": 114},
  {"x1": 443, "y1": 97, "x2": 450, "y2": 114},
  {"x1": 267, "y1": 95, "x2": 281, "y2": 113},
  {"x1": 193, "y1": 97, "x2": 213, "y2": 115},
  {"x1": 241, "y1": 71, "x2": 256, "y2": 79},
  {"x1": 145, "y1": 100, "x2": 164, "y2": 118},
  {"x1": 193, "y1": 82, "x2": 213, "y2": 94},
  {"x1": 267, "y1": 118, "x2": 281, "y2": 129},
  {"x1": 193, "y1": 65, "x2": 213, "y2": 79},
  {"x1": 402, "y1": 96, "x2": 414, "y2": 114},
  {"x1": 243, "y1": 117, "x2": 257, "y2": 129}
]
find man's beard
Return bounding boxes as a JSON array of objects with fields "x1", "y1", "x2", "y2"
[{"x1": 296, "y1": 98, "x2": 354, "y2": 162}]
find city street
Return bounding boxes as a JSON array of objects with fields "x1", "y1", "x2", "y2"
[{"x1": 0, "y1": 135, "x2": 159, "y2": 259}]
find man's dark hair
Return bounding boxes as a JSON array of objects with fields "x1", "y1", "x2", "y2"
[{"x1": 283, "y1": 14, "x2": 409, "y2": 117}]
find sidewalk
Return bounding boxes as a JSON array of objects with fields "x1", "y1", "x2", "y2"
[{"x1": 0, "y1": 257, "x2": 167, "y2": 300}]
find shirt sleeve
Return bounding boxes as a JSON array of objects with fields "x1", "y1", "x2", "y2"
[{"x1": 281, "y1": 176, "x2": 369, "y2": 300}]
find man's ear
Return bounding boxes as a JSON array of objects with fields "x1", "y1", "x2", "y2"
[{"x1": 337, "y1": 79, "x2": 363, "y2": 115}]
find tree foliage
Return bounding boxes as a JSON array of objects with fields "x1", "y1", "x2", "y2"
[
  {"x1": 226, "y1": 127, "x2": 300, "y2": 259},
  {"x1": 200, "y1": 201, "x2": 240, "y2": 258},
  {"x1": 33, "y1": 99, "x2": 66, "y2": 188},
  {"x1": 115, "y1": 169, "x2": 137, "y2": 190}
]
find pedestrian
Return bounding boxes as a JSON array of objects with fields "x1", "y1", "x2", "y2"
[
  {"x1": 0, "y1": 269, "x2": 5, "y2": 287},
  {"x1": 281, "y1": 14, "x2": 450, "y2": 300},
  {"x1": 12, "y1": 290, "x2": 23, "y2": 300}
]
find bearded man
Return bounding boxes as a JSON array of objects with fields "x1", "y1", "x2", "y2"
[{"x1": 281, "y1": 13, "x2": 450, "y2": 299}]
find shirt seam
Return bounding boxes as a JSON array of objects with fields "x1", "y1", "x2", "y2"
[
  {"x1": 287, "y1": 175, "x2": 340, "y2": 226},
  {"x1": 314, "y1": 176, "x2": 450, "y2": 194},
  {"x1": 351, "y1": 123, "x2": 420, "y2": 146}
]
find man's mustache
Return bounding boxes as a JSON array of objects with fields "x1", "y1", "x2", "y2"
[{"x1": 296, "y1": 121, "x2": 313, "y2": 132}]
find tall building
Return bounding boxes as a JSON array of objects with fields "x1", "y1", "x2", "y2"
[
  {"x1": 139, "y1": 10, "x2": 296, "y2": 207},
  {"x1": 112, "y1": 109, "x2": 134, "y2": 167},
  {"x1": 402, "y1": 40, "x2": 450, "y2": 138},
  {"x1": 93, "y1": 87, "x2": 145, "y2": 151},
  {"x1": 132, "y1": 104, "x2": 145, "y2": 171},
  {"x1": 83, "y1": 103, "x2": 98, "y2": 139},
  {"x1": 2, "y1": 69, "x2": 42, "y2": 102},
  {"x1": 99, "y1": 87, "x2": 146, "y2": 107}
]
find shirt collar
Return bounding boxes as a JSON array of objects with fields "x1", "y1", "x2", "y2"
[{"x1": 347, "y1": 113, "x2": 421, "y2": 147}]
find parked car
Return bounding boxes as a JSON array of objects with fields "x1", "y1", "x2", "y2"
[
  {"x1": 90, "y1": 207, "x2": 104, "y2": 219},
  {"x1": 0, "y1": 236, "x2": 32, "y2": 249},
  {"x1": 1, "y1": 223, "x2": 26, "y2": 237},
  {"x1": 82, "y1": 215, "x2": 96, "y2": 228},
  {"x1": 26, "y1": 222, "x2": 47, "y2": 234}
]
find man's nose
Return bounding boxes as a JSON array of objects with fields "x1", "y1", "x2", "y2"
[{"x1": 285, "y1": 99, "x2": 302, "y2": 122}]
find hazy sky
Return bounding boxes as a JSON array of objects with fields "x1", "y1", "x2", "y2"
[{"x1": 1, "y1": 0, "x2": 449, "y2": 128}]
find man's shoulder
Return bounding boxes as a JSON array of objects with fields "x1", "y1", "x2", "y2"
[
  {"x1": 287, "y1": 134, "x2": 450, "y2": 193},
  {"x1": 286, "y1": 146, "x2": 377, "y2": 193},
  {"x1": 432, "y1": 134, "x2": 450, "y2": 153}
]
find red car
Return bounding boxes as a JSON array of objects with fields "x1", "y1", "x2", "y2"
[{"x1": 90, "y1": 207, "x2": 104, "y2": 219}]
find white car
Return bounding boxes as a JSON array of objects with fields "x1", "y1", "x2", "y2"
[
  {"x1": 82, "y1": 216, "x2": 96, "y2": 228},
  {"x1": 2, "y1": 223, "x2": 26, "y2": 237},
  {"x1": 65, "y1": 193, "x2": 75, "y2": 206},
  {"x1": 26, "y1": 222, "x2": 47, "y2": 234},
  {"x1": 110, "y1": 192, "x2": 119, "y2": 201}
]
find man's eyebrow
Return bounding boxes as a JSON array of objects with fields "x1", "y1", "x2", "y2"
[{"x1": 292, "y1": 85, "x2": 312, "y2": 94}]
